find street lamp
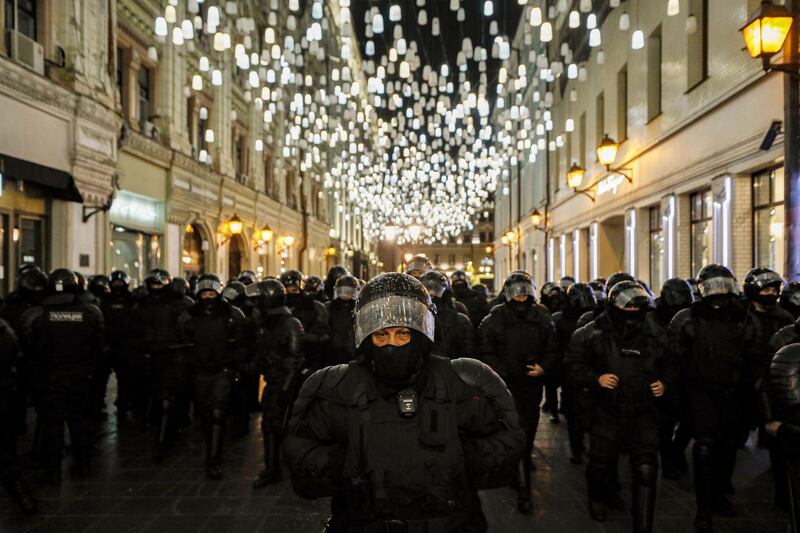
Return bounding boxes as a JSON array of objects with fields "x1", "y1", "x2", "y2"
[
  {"x1": 258, "y1": 224, "x2": 274, "y2": 243},
  {"x1": 596, "y1": 134, "x2": 619, "y2": 168},
  {"x1": 282, "y1": 235, "x2": 295, "y2": 247},
  {"x1": 567, "y1": 163, "x2": 586, "y2": 189},
  {"x1": 742, "y1": 0, "x2": 800, "y2": 279},
  {"x1": 226, "y1": 214, "x2": 244, "y2": 236},
  {"x1": 530, "y1": 209, "x2": 544, "y2": 227}
]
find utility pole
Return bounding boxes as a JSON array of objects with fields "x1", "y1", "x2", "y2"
[{"x1": 786, "y1": 0, "x2": 800, "y2": 280}]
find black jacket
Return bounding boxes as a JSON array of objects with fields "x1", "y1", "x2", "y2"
[
  {"x1": 432, "y1": 297, "x2": 475, "y2": 358},
  {"x1": 129, "y1": 292, "x2": 194, "y2": 355},
  {"x1": 0, "y1": 318, "x2": 19, "y2": 399},
  {"x1": 325, "y1": 299, "x2": 357, "y2": 365},
  {"x1": 100, "y1": 290, "x2": 135, "y2": 348},
  {"x1": 251, "y1": 306, "x2": 305, "y2": 384},
  {"x1": 291, "y1": 296, "x2": 330, "y2": 369},
  {"x1": 452, "y1": 286, "x2": 490, "y2": 329},
  {"x1": 177, "y1": 299, "x2": 246, "y2": 369}
]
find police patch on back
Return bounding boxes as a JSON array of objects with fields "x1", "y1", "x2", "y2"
[{"x1": 48, "y1": 311, "x2": 84, "y2": 322}]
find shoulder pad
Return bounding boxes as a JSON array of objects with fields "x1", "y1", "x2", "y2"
[
  {"x1": 451, "y1": 357, "x2": 515, "y2": 410},
  {"x1": 669, "y1": 307, "x2": 693, "y2": 331},
  {"x1": 230, "y1": 306, "x2": 246, "y2": 320},
  {"x1": 552, "y1": 311, "x2": 564, "y2": 321},
  {"x1": 298, "y1": 364, "x2": 349, "y2": 401},
  {"x1": 576, "y1": 310, "x2": 595, "y2": 328}
]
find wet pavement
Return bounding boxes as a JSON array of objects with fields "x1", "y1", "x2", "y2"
[{"x1": 0, "y1": 391, "x2": 792, "y2": 533}]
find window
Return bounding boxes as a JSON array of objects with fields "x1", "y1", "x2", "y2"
[
  {"x1": 138, "y1": 66, "x2": 152, "y2": 126},
  {"x1": 690, "y1": 190, "x2": 713, "y2": 276},
  {"x1": 182, "y1": 224, "x2": 206, "y2": 277},
  {"x1": 579, "y1": 112, "x2": 586, "y2": 167},
  {"x1": 264, "y1": 152, "x2": 275, "y2": 197},
  {"x1": 617, "y1": 65, "x2": 628, "y2": 142},
  {"x1": 5, "y1": 0, "x2": 36, "y2": 40},
  {"x1": 648, "y1": 26, "x2": 662, "y2": 120},
  {"x1": 687, "y1": 0, "x2": 708, "y2": 90},
  {"x1": 232, "y1": 127, "x2": 247, "y2": 179},
  {"x1": 595, "y1": 92, "x2": 604, "y2": 156},
  {"x1": 753, "y1": 167, "x2": 785, "y2": 272},
  {"x1": 649, "y1": 207, "x2": 664, "y2": 290},
  {"x1": 285, "y1": 167, "x2": 297, "y2": 209}
]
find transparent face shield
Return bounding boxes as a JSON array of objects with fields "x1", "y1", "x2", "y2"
[
  {"x1": 751, "y1": 271, "x2": 783, "y2": 290},
  {"x1": 244, "y1": 283, "x2": 262, "y2": 298},
  {"x1": 698, "y1": 277, "x2": 739, "y2": 298},
  {"x1": 196, "y1": 278, "x2": 222, "y2": 296},
  {"x1": 610, "y1": 286, "x2": 653, "y2": 310},
  {"x1": 421, "y1": 279, "x2": 446, "y2": 298},
  {"x1": 355, "y1": 294, "x2": 436, "y2": 347},
  {"x1": 334, "y1": 285, "x2": 359, "y2": 301},
  {"x1": 504, "y1": 280, "x2": 536, "y2": 302},
  {"x1": 221, "y1": 286, "x2": 241, "y2": 301},
  {"x1": 406, "y1": 260, "x2": 431, "y2": 275}
]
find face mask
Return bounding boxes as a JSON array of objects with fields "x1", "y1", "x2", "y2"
[
  {"x1": 371, "y1": 343, "x2": 421, "y2": 381},
  {"x1": 609, "y1": 305, "x2": 648, "y2": 326},
  {"x1": 704, "y1": 294, "x2": 732, "y2": 310},
  {"x1": 201, "y1": 296, "x2": 218, "y2": 311},
  {"x1": 453, "y1": 283, "x2": 468, "y2": 295},
  {"x1": 508, "y1": 296, "x2": 533, "y2": 315},
  {"x1": 286, "y1": 292, "x2": 301, "y2": 307},
  {"x1": 754, "y1": 293, "x2": 779, "y2": 309}
]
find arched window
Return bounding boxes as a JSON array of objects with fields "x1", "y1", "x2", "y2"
[{"x1": 182, "y1": 224, "x2": 206, "y2": 277}]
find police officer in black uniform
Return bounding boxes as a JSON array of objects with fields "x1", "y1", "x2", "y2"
[
  {"x1": 305, "y1": 275, "x2": 329, "y2": 303},
  {"x1": 405, "y1": 254, "x2": 433, "y2": 279},
  {"x1": 780, "y1": 281, "x2": 800, "y2": 319},
  {"x1": 178, "y1": 274, "x2": 245, "y2": 479},
  {"x1": 451, "y1": 270, "x2": 490, "y2": 329},
  {"x1": 100, "y1": 271, "x2": 136, "y2": 418},
  {"x1": 281, "y1": 269, "x2": 329, "y2": 372},
  {"x1": 577, "y1": 272, "x2": 635, "y2": 328},
  {"x1": 19, "y1": 269, "x2": 105, "y2": 483},
  {"x1": 238, "y1": 270, "x2": 258, "y2": 287},
  {"x1": 478, "y1": 271, "x2": 558, "y2": 513},
  {"x1": 222, "y1": 280, "x2": 262, "y2": 437},
  {"x1": 283, "y1": 272, "x2": 525, "y2": 533},
  {"x1": 765, "y1": 343, "x2": 800, "y2": 531},
  {"x1": 324, "y1": 265, "x2": 350, "y2": 301},
  {"x1": 251, "y1": 279, "x2": 305, "y2": 489},
  {"x1": 325, "y1": 275, "x2": 359, "y2": 366},
  {"x1": 420, "y1": 271, "x2": 474, "y2": 357},
  {"x1": 540, "y1": 282, "x2": 566, "y2": 314},
  {"x1": 566, "y1": 281, "x2": 671, "y2": 531},
  {"x1": 669, "y1": 264, "x2": 758, "y2": 531},
  {"x1": 553, "y1": 282, "x2": 597, "y2": 464},
  {"x1": 129, "y1": 269, "x2": 193, "y2": 460},
  {"x1": 0, "y1": 266, "x2": 47, "y2": 434},
  {"x1": 85, "y1": 275, "x2": 112, "y2": 417},
  {"x1": 0, "y1": 317, "x2": 36, "y2": 513}
]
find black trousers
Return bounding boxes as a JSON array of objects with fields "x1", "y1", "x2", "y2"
[{"x1": 36, "y1": 374, "x2": 93, "y2": 470}]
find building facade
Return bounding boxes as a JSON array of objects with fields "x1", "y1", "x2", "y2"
[
  {"x1": 495, "y1": 0, "x2": 787, "y2": 289},
  {"x1": 0, "y1": 0, "x2": 375, "y2": 295}
]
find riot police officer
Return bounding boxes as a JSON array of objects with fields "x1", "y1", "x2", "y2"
[
  {"x1": 405, "y1": 254, "x2": 433, "y2": 278},
  {"x1": 19, "y1": 269, "x2": 105, "y2": 482},
  {"x1": 251, "y1": 279, "x2": 305, "y2": 489},
  {"x1": 101, "y1": 271, "x2": 136, "y2": 417},
  {"x1": 305, "y1": 275, "x2": 328, "y2": 303},
  {"x1": 451, "y1": 270, "x2": 490, "y2": 329},
  {"x1": 669, "y1": 264, "x2": 758, "y2": 531},
  {"x1": 478, "y1": 271, "x2": 558, "y2": 513},
  {"x1": 129, "y1": 269, "x2": 193, "y2": 460},
  {"x1": 553, "y1": 282, "x2": 597, "y2": 463},
  {"x1": 178, "y1": 274, "x2": 245, "y2": 479},
  {"x1": 577, "y1": 273, "x2": 635, "y2": 328},
  {"x1": 324, "y1": 265, "x2": 350, "y2": 301},
  {"x1": 281, "y1": 269, "x2": 329, "y2": 372},
  {"x1": 420, "y1": 271, "x2": 474, "y2": 357},
  {"x1": 652, "y1": 278, "x2": 695, "y2": 329},
  {"x1": 283, "y1": 273, "x2": 525, "y2": 532},
  {"x1": 0, "y1": 317, "x2": 36, "y2": 513},
  {"x1": 780, "y1": 281, "x2": 800, "y2": 319},
  {"x1": 325, "y1": 275, "x2": 359, "y2": 365},
  {"x1": 566, "y1": 281, "x2": 671, "y2": 531},
  {"x1": 765, "y1": 343, "x2": 800, "y2": 531},
  {"x1": 0, "y1": 267, "x2": 47, "y2": 434},
  {"x1": 540, "y1": 282, "x2": 566, "y2": 314},
  {"x1": 238, "y1": 270, "x2": 258, "y2": 287}
]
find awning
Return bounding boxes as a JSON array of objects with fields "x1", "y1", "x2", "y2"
[{"x1": 0, "y1": 153, "x2": 83, "y2": 203}]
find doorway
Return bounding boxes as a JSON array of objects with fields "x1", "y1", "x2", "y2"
[{"x1": 598, "y1": 214, "x2": 625, "y2": 277}]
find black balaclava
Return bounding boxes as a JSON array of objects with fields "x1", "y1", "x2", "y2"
[
  {"x1": 200, "y1": 294, "x2": 219, "y2": 313},
  {"x1": 704, "y1": 293, "x2": 734, "y2": 310},
  {"x1": 363, "y1": 330, "x2": 431, "y2": 389},
  {"x1": 286, "y1": 291, "x2": 302, "y2": 308},
  {"x1": 753, "y1": 291, "x2": 779, "y2": 311},
  {"x1": 452, "y1": 281, "x2": 470, "y2": 298},
  {"x1": 508, "y1": 295, "x2": 534, "y2": 317}
]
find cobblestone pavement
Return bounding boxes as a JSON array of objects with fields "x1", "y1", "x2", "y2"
[{"x1": 0, "y1": 394, "x2": 792, "y2": 532}]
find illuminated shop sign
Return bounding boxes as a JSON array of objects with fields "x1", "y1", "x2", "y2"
[
  {"x1": 597, "y1": 173, "x2": 626, "y2": 196},
  {"x1": 109, "y1": 191, "x2": 164, "y2": 233}
]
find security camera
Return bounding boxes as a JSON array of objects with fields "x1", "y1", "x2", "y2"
[{"x1": 760, "y1": 120, "x2": 783, "y2": 151}]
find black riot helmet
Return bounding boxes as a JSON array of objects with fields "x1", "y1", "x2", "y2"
[
  {"x1": 743, "y1": 267, "x2": 784, "y2": 301},
  {"x1": 259, "y1": 278, "x2": 287, "y2": 309},
  {"x1": 146, "y1": 268, "x2": 172, "y2": 291},
  {"x1": 770, "y1": 343, "x2": 800, "y2": 409},
  {"x1": 566, "y1": 282, "x2": 597, "y2": 313},
  {"x1": 334, "y1": 274, "x2": 360, "y2": 300},
  {"x1": 660, "y1": 278, "x2": 695, "y2": 308},
  {"x1": 279, "y1": 269, "x2": 304, "y2": 290},
  {"x1": 222, "y1": 280, "x2": 247, "y2": 303},
  {"x1": 171, "y1": 277, "x2": 190, "y2": 297},
  {"x1": 18, "y1": 263, "x2": 39, "y2": 276},
  {"x1": 238, "y1": 270, "x2": 258, "y2": 286},
  {"x1": 780, "y1": 281, "x2": 800, "y2": 317},
  {"x1": 195, "y1": 274, "x2": 222, "y2": 298},
  {"x1": 88, "y1": 275, "x2": 111, "y2": 297},
  {"x1": 609, "y1": 280, "x2": 653, "y2": 311},
  {"x1": 472, "y1": 283, "x2": 489, "y2": 300},
  {"x1": 405, "y1": 254, "x2": 433, "y2": 278},
  {"x1": 304, "y1": 275, "x2": 324, "y2": 295},
  {"x1": 696, "y1": 264, "x2": 739, "y2": 298},
  {"x1": 540, "y1": 281, "x2": 560, "y2": 298},
  {"x1": 560, "y1": 276, "x2": 576, "y2": 290},
  {"x1": 16, "y1": 267, "x2": 47, "y2": 299},
  {"x1": 450, "y1": 270, "x2": 470, "y2": 288},
  {"x1": 48, "y1": 268, "x2": 80, "y2": 295},
  {"x1": 503, "y1": 271, "x2": 537, "y2": 302},
  {"x1": 325, "y1": 265, "x2": 349, "y2": 285},
  {"x1": 606, "y1": 271, "x2": 635, "y2": 292},
  {"x1": 420, "y1": 270, "x2": 450, "y2": 299},
  {"x1": 354, "y1": 272, "x2": 436, "y2": 348},
  {"x1": 589, "y1": 279, "x2": 608, "y2": 305},
  {"x1": 109, "y1": 270, "x2": 131, "y2": 291}
]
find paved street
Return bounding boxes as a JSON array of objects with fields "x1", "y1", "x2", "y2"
[{"x1": 0, "y1": 387, "x2": 791, "y2": 533}]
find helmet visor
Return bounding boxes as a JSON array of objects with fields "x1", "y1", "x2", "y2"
[
  {"x1": 504, "y1": 280, "x2": 536, "y2": 302},
  {"x1": 221, "y1": 286, "x2": 241, "y2": 301},
  {"x1": 355, "y1": 294, "x2": 435, "y2": 347},
  {"x1": 244, "y1": 283, "x2": 262, "y2": 298},
  {"x1": 611, "y1": 286, "x2": 653, "y2": 310},
  {"x1": 751, "y1": 271, "x2": 783, "y2": 289},
  {"x1": 406, "y1": 260, "x2": 430, "y2": 274},
  {"x1": 421, "y1": 279, "x2": 446, "y2": 298},
  {"x1": 334, "y1": 285, "x2": 358, "y2": 300},
  {"x1": 698, "y1": 277, "x2": 739, "y2": 298},
  {"x1": 196, "y1": 278, "x2": 222, "y2": 295}
]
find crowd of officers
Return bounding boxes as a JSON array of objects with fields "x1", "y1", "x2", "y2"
[{"x1": 0, "y1": 253, "x2": 799, "y2": 533}]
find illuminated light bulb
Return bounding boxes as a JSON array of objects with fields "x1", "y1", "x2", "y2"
[
  {"x1": 418, "y1": 9, "x2": 427, "y2": 24},
  {"x1": 365, "y1": 40, "x2": 375, "y2": 56},
  {"x1": 147, "y1": 46, "x2": 158, "y2": 62},
  {"x1": 181, "y1": 19, "x2": 194, "y2": 39},
  {"x1": 529, "y1": 6, "x2": 542, "y2": 26},
  {"x1": 249, "y1": 71, "x2": 259, "y2": 87},
  {"x1": 586, "y1": 13, "x2": 597, "y2": 29},
  {"x1": 450, "y1": 0, "x2": 459, "y2": 11},
  {"x1": 172, "y1": 27, "x2": 184, "y2": 45},
  {"x1": 667, "y1": 0, "x2": 680, "y2": 16},
  {"x1": 565, "y1": 118, "x2": 575, "y2": 132},
  {"x1": 199, "y1": 56, "x2": 209, "y2": 71},
  {"x1": 312, "y1": 1, "x2": 323, "y2": 19},
  {"x1": 154, "y1": 16, "x2": 168, "y2": 37},
  {"x1": 686, "y1": 14, "x2": 698, "y2": 34},
  {"x1": 264, "y1": 27, "x2": 275, "y2": 44},
  {"x1": 631, "y1": 29, "x2": 644, "y2": 49},
  {"x1": 484, "y1": 0, "x2": 493, "y2": 16},
  {"x1": 207, "y1": 6, "x2": 219, "y2": 27},
  {"x1": 211, "y1": 69, "x2": 222, "y2": 86},
  {"x1": 567, "y1": 63, "x2": 578, "y2": 78},
  {"x1": 192, "y1": 74, "x2": 203, "y2": 90},
  {"x1": 540, "y1": 21, "x2": 553, "y2": 42},
  {"x1": 579, "y1": 0, "x2": 592, "y2": 13},
  {"x1": 568, "y1": 10, "x2": 580, "y2": 28},
  {"x1": 205, "y1": 129, "x2": 215, "y2": 143},
  {"x1": 619, "y1": 11, "x2": 630, "y2": 30},
  {"x1": 372, "y1": 13, "x2": 384, "y2": 33},
  {"x1": 164, "y1": 5, "x2": 177, "y2": 23},
  {"x1": 432, "y1": 17, "x2": 440, "y2": 35},
  {"x1": 457, "y1": 8, "x2": 465, "y2": 21},
  {"x1": 199, "y1": 106, "x2": 208, "y2": 120},
  {"x1": 589, "y1": 28, "x2": 601, "y2": 47},
  {"x1": 289, "y1": 0, "x2": 299, "y2": 11},
  {"x1": 390, "y1": 4, "x2": 401, "y2": 21}
]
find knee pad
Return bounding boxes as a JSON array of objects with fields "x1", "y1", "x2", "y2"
[
  {"x1": 633, "y1": 463, "x2": 658, "y2": 486},
  {"x1": 212, "y1": 408, "x2": 225, "y2": 425}
]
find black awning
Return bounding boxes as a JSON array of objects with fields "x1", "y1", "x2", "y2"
[{"x1": 0, "y1": 153, "x2": 83, "y2": 203}]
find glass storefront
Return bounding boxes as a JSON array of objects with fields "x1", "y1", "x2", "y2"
[
  {"x1": 182, "y1": 224, "x2": 206, "y2": 277},
  {"x1": 753, "y1": 167, "x2": 784, "y2": 273},
  {"x1": 690, "y1": 189, "x2": 713, "y2": 277},
  {"x1": 110, "y1": 226, "x2": 161, "y2": 285},
  {"x1": 649, "y1": 206, "x2": 664, "y2": 290}
]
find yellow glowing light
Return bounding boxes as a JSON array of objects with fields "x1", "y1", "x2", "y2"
[
  {"x1": 404, "y1": 253, "x2": 414, "y2": 263},
  {"x1": 596, "y1": 135, "x2": 619, "y2": 167},
  {"x1": 259, "y1": 224, "x2": 274, "y2": 242},
  {"x1": 567, "y1": 163, "x2": 586, "y2": 189},
  {"x1": 741, "y1": 1, "x2": 793, "y2": 59},
  {"x1": 282, "y1": 235, "x2": 295, "y2": 247},
  {"x1": 227, "y1": 214, "x2": 244, "y2": 235}
]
